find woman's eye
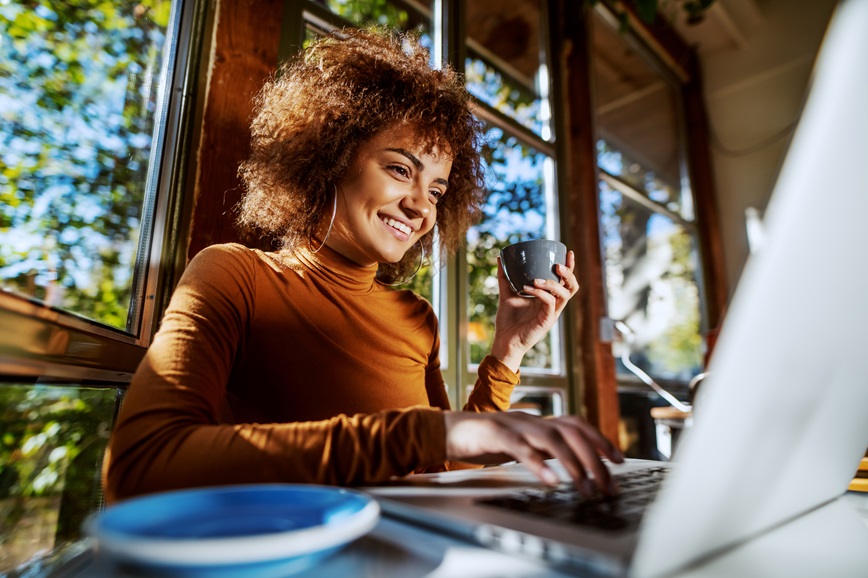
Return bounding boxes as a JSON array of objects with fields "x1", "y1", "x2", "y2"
[
  {"x1": 428, "y1": 190, "x2": 443, "y2": 204},
  {"x1": 389, "y1": 165, "x2": 410, "y2": 178}
]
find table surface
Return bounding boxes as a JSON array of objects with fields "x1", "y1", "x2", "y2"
[{"x1": 59, "y1": 490, "x2": 868, "y2": 578}]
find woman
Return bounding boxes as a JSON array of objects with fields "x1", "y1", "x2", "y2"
[{"x1": 103, "y1": 28, "x2": 621, "y2": 504}]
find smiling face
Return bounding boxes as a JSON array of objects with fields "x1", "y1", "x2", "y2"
[{"x1": 324, "y1": 124, "x2": 453, "y2": 266}]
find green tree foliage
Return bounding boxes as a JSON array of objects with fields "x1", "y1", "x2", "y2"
[
  {"x1": 0, "y1": 384, "x2": 117, "y2": 570},
  {"x1": 0, "y1": 0, "x2": 172, "y2": 330},
  {"x1": 323, "y1": 0, "x2": 412, "y2": 30}
]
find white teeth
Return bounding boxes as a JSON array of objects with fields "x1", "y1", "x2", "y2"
[{"x1": 383, "y1": 217, "x2": 411, "y2": 235}]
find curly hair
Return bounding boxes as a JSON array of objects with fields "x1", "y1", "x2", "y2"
[{"x1": 237, "y1": 28, "x2": 485, "y2": 283}]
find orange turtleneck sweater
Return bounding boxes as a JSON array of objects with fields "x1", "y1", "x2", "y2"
[{"x1": 103, "y1": 243, "x2": 519, "y2": 503}]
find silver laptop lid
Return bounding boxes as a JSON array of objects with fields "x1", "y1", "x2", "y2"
[{"x1": 632, "y1": 1, "x2": 868, "y2": 576}]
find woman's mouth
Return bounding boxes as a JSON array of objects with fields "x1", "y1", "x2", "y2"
[{"x1": 381, "y1": 216, "x2": 412, "y2": 236}]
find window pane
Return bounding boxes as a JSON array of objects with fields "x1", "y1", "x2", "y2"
[
  {"x1": 465, "y1": 0, "x2": 549, "y2": 138},
  {"x1": 321, "y1": 0, "x2": 432, "y2": 34},
  {"x1": 467, "y1": 125, "x2": 558, "y2": 371},
  {"x1": 591, "y1": 11, "x2": 692, "y2": 220},
  {"x1": 597, "y1": 140, "x2": 683, "y2": 216},
  {"x1": 0, "y1": 1, "x2": 178, "y2": 331},
  {"x1": 0, "y1": 384, "x2": 119, "y2": 572},
  {"x1": 600, "y1": 181, "x2": 704, "y2": 381}
]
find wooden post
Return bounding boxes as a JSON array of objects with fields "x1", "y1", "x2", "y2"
[
  {"x1": 552, "y1": 0, "x2": 621, "y2": 446},
  {"x1": 187, "y1": 0, "x2": 284, "y2": 260},
  {"x1": 683, "y1": 51, "x2": 728, "y2": 329}
]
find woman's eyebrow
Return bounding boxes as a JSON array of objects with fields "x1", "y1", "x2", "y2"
[
  {"x1": 386, "y1": 147, "x2": 449, "y2": 187},
  {"x1": 386, "y1": 147, "x2": 423, "y2": 170}
]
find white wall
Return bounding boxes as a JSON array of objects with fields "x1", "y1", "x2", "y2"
[{"x1": 693, "y1": 0, "x2": 838, "y2": 295}]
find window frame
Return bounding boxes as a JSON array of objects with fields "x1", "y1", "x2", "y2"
[
  {"x1": 590, "y1": 2, "x2": 711, "y2": 390},
  {"x1": 0, "y1": 0, "x2": 207, "y2": 384}
]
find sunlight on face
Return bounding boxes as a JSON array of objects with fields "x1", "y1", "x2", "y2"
[{"x1": 325, "y1": 124, "x2": 453, "y2": 266}]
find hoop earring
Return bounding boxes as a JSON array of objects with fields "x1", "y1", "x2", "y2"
[
  {"x1": 379, "y1": 241, "x2": 427, "y2": 287},
  {"x1": 310, "y1": 186, "x2": 337, "y2": 254}
]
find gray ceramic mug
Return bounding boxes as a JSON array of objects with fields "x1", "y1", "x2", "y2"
[{"x1": 500, "y1": 239, "x2": 567, "y2": 298}]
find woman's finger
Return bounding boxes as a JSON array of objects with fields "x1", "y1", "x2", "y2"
[
  {"x1": 533, "y1": 277, "x2": 571, "y2": 302},
  {"x1": 555, "y1": 263, "x2": 580, "y2": 295},
  {"x1": 570, "y1": 417, "x2": 625, "y2": 463},
  {"x1": 443, "y1": 412, "x2": 619, "y2": 492},
  {"x1": 522, "y1": 283, "x2": 558, "y2": 310},
  {"x1": 493, "y1": 414, "x2": 601, "y2": 495},
  {"x1": 522, "y1": 424, "x2": 594, "y2": 494},
  {"x1": 504, "y1": 430, "x2": 561, "y2": 486},
  {"x1": 553, "y1": 422, "x2": 616, "y2": 495}
]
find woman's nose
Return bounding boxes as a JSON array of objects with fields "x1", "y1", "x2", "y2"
[{"x1": 402, "y1": 187, "x2": 431, "y2": 218}]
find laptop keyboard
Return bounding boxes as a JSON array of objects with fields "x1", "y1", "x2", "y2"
[{"x1": 476, "y1": 466, "x2": 669, "y2": 532}]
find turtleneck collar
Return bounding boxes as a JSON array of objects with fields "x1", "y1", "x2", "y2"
[{"x1": 285, "y1": 242, "x2": 380, "y2": 294}]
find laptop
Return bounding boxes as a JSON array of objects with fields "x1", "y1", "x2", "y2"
[{"x1": 366, "y1": 1, "x2": 868, "y2": 576}]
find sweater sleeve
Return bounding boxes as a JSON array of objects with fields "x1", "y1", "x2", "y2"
[
  {"x1": 103, "y1": 245, "x2": 447, "y2": 504},
  {"x1": 463, "y1": 355, "x2": 520, "y2": 412},
  {"x1": 416, "y1": 350, "x2": 519, "y2": 474}
]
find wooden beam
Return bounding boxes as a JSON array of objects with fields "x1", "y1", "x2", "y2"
[
  {"x1": 188, "y1": 0, "x2": 284, "y2": 260},
  {"x1": 683, "y1": 50, "x2": 728, "y2": 329},
  {"x1": 552, "y1": 0, "x2": 621, "y2": 446}
]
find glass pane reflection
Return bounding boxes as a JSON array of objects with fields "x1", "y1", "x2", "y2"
[{"x1": 591, "y1": 10, "x2": 690, "y2": 219}]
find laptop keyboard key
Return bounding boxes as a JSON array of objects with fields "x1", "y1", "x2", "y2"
[{"x1": 476, "y1": 467, "x2": 669, "y2": 533}]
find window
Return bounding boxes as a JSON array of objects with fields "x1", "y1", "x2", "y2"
[
  {"x1": 590, "y1": 8, "x2": 707, "y2": 384},
  {"x1": 0, "y1": 0, "x2": 181, "y2": 334},
  {"x1": 468, "y1": 126, "x2": 559, "y2": 371},
  {"x1": 0, "y1": 0, "x2": 197, "y2": 571}
]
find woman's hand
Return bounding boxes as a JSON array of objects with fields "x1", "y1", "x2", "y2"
[
  {"x1": 490, "y1": 250, "x2": 579, "y2": 372},
  {"x1": 443, "y1": 410, "x2": 623, "y2": 495}
]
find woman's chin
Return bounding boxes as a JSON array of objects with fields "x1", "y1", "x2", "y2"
[{"x1": 376, "y1": 248, "x2": 410, "y2": 264}]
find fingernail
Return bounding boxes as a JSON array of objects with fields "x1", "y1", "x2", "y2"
[
  {"x1": 522, "y1": 285, "x2": 534, "y2": 293},
  {"x1": 534, "y1": 278, "x2": 546, "y2": 285},
  {"x1": 541, "y1": 467, "x2": 559, "y2": 486}
]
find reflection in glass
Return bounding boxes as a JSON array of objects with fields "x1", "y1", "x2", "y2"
[
  {"x1": 465, "y1": 0, "x2": 549, "y2": 138},
  {"x1": 599, "y1": 181, "x2": 703, "y2": 381},
  {"x1": 467, "y1": 125, "x2": 557, "y2": 370},
  {"x1": 0, "y1": 384, "x2": 119, "y2": 572},
  {"x1": 0, "y1": 1, "x2": 177, "y2": 331}
]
